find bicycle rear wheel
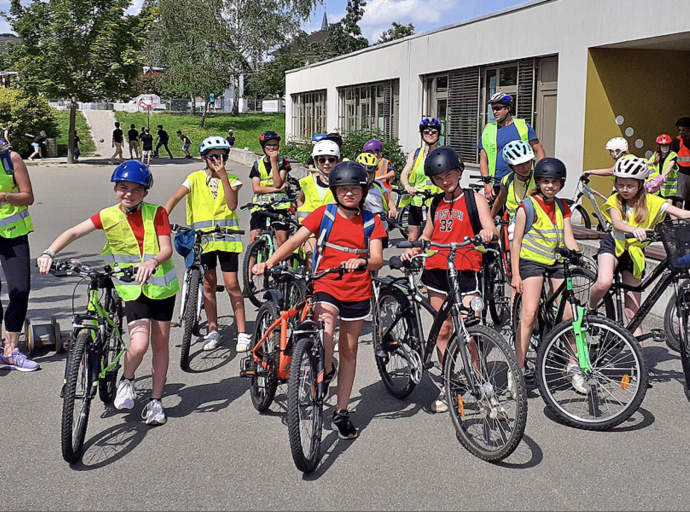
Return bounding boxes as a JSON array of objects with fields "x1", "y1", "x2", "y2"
[
  {"x1": 678, "y1": 299, "x2": 690, "y2": 401},
  {"x1": 397, "y1": 207, "x2": 409, "y2": 239},
  {"x1": 373, "y1": 288, "x2": 420, "y2": 398},
  {"x1": 243, "y1": 238, "x2": 275, "y2": 308},
  {"x1": 287, "y1": 334, "x2": 323, "y2": 473},
  {"x1": 61, "y1": 330, "x2": 94, "y2": 463},
  {"x1": 249, "y1": 302, "x2": 281, "y2": 412},
  {"x1": 180, "y1": 267, "x2": 202, "y2": 371},
  {"x1": 444, "y1": 325, "x2": 527, "y2": 462},
  {"x1": 486, "y1": 256, "x2": 510, "y2": 325},
  {"x1": 568, "y1": 203, "x2": 592, "y2": 229},
  {"x1": 537, "y1": 316, "x2": 648, "y2": 430},
  {"x1": 663, "y1": 282, "x2": 690, "y2": 353}
]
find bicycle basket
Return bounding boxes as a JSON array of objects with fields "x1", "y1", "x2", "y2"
[{"x1": 658, "y1": 219, "x2": 690, "y2": 271}]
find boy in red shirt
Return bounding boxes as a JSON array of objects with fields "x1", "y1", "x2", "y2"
[{"x1": 253, "y1": 161, "x2": 385, "y2": 440}]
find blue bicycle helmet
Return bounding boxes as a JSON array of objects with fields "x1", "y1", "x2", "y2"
[
  {"x1": 200, "y1": 136, "x2": 231, "y2": 156},
  {"x1": 312, "y1": 133, "x2": 326, "y2": 144},
  {"x1": 111, "y1": 160, "x2": 153, "y2": 189},
  {"x1": 419, "y1": 118, "x2": 441, "y2": 133}
]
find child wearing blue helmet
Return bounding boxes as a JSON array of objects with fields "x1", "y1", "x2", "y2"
[{"x1": 38, "y1": 161, "x2": 179, "y2": 426}]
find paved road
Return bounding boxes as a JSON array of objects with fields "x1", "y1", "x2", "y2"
[{"x1": 3, "y1": 160, "x2": 690, "y2": 511}]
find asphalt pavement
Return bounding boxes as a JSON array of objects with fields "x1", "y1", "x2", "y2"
[{"x1": 2, "y1": 158, "x2": 690, "y2": 511}]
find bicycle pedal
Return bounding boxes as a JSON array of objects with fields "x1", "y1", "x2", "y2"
[
  {"x1": 239, "y1": 357, "x2": 254, "y2": 378},
  {"x1": 170, "y1": 321, "x2": 181, "y2": 328},
  {"x1": 651, "y1": 329, "x2": 664, "y2": 342},
  {"x1": 216, "y1": 285, "x2": 225, "y2": 292}
]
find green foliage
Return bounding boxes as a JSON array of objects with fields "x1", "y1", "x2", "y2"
[
  {"x1": 53, "y1": 110, "x2": 95, "y2": 156},
  {"x1": 309, "y1": 0, "x2": 368, "y2": 61},
  {"x1": 377, "y1": 22, "x2": 414, "y2": 44},
  {"x1": 281, "y1": 140, "x2": 313, "y2": 165},
  {"x1": 113, "y1": 111, "x2": 285, "y2": 155},
  {"x1": 0, "y1": 88, "x2": 58, "y2": 156},
  {"x1": 244, "y1": 51, "x2": 307, "y2": 100}
]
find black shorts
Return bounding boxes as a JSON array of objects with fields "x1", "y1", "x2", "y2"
[
  {"x1": 200, "y1": 251, "x2": 239, "y2": 273},
  {"x1": 250, "y1": 212, "x2": 288, "y2": 232},
  {"x1": 408, "y1": 205, "x2": 425, "y2": 227},
  {"x1": 519, "y1": 260, "x2": 565, "y2": 280},
  {"x1": 421, "y1": 268, "x2": 479, "y2": 296},
  {"x1": 597, "y1": 234, "x2": 640, "y2": 276},
  {"x1": 125, "y1": 294, "x2": 176, "y2": 323},
  {"x1": 314, "y1": 292, "x2": 370, "y2": 322}
]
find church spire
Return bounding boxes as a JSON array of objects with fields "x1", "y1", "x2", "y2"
[{"x1": 320, "y1": 11, "x2": 328, "y2": 31}]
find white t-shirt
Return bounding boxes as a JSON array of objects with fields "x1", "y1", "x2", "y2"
[{"x1": 364, "y1": 181, "x2": 386, "y2": 214}]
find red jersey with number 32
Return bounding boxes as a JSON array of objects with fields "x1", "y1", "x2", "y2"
[{"x1": 426, "y1": 193, "x2": 482, "y2": 272}]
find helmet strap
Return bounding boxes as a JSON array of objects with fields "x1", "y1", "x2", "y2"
[{"x1": 334, "y1": 197, "x2": 360, "y2": 213}]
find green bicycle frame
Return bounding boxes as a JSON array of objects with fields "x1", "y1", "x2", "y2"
[
  {"x1": 565, "y1": 276, "x2": 592, "y2": 374},
  {"x1": 87, "y1": 288, "x2": 126, "y2": 383}
]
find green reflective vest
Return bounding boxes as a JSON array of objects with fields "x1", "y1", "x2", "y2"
[
  {"x1": 646, "y1": 151, "x2": 678, "y2": 198},
  {"x1": 482, "y1": 118, "x2": 529, "y2": 176},
  {"x1": 0, "y1": 151, "x2": 33, "y2": 239},
  {"x1": 403, "y1": 147, "x2": 442, "y2": 207},
  {"x1": 297, "y1": 175, "x2": 334, "y2": 223},
  {"x1": 502, "y1": 172, "x2": 536, "y2": 221}
]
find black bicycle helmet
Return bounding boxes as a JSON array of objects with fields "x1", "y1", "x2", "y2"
[
  {"x1": 424, "y1": 146, "x2": 463, "y2": 178},
  {"x1": 324, "y1": 132, "x2": 344, "y2": 147},
  {"x1": 329, "y1": 161, "x2": 368, "y2": 188},
  {"x1": 259, "y1": 130, "x2": 281, "y2": 147},
  {"x1": 533, "y1": 157, "x2": 567, "y2": 181},
  {"x1": 419, "y1": 118, "x2": 442, "y2": 133}
]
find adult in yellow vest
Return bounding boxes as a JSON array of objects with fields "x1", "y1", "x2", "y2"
[
  {"x1": 363, "y1": 139, "x2": 395, "y2": 191},
  {"x1": 38, "y1": 161, "x2": 178, "y2": 425},
  {"x1": 671, "y1": 117, "x2": 690, "y2": 210},
  {"x1": 297, "y1": 139, "x2": 339, "y2": 263},
  {"x1": 479, "y1": 92, "x2": 545, "y2": 201},
  {"x1": 589, "y1": 157, "x2": 690, "y2": 334},
  {"x1": 400, "y1": 118, "x2": 444, "y2": 241},
  {"x1": 165, "y1": 137, "x2": 250, "y2": 352},
  {"x1": 249, "y1": 130, "x2": 291, "y2": 246},
  {"x1": 0, "y1": 142, "x2": 38, "y2": 372}
]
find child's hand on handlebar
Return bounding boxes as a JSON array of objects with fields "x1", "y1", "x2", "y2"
[
  {"x1": 479, "y1": 229, "x2": 495, "y2": 244},
  {"x1": 404, "y1": 185, "x2": 416, "y2": 196},
  {"x1": 342, "y1": 257, "x2": 367, "y2": 271},
  {"x1": 37, "y1": 254, "x2": 53, "y2": 274},
  {"x1": 135, "y1": 259, "x2": 158, "y2": 285},
  {"x1": 632, "y1": 227, "x2": 648, "y2": 242},
  {"x1": 400, "y1": 247, "x2": 422, "y2": 261},
  {"x1": 252, "y1": 262, "x2": 272, "y2": 276}
]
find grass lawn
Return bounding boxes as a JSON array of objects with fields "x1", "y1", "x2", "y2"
[
  {"x1": 113, "y1": 111, "x2": 286, "y2": 156},
  {"x1": 53, "y1": 110, "x2": 96, "y2": 156}
]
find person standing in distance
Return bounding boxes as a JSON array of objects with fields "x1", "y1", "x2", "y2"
[
  {"x1": 140, "y1": 127, "x2": 153, "y2": 166},
  {"x1": 671, "y1": 117, "x2": 690, "y2": 209},
  {"x1": 128, "y1": 124, "x2": 140, "y2": 160},
  {"x1": 478, "y1": 92, "x2": 545, "y2": 200},
  {"x1": 226, "y1": 129, "x2": 235, "y2": 148},
  {"x1": 154, "y1": 124, "x2": 173, "y2": 159},
  {"x1": 109, "y1": 121, "x2": 124, "y2": 165}
]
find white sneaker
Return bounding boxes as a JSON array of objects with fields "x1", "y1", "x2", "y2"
[
  {"x1": 141, "y1": 399, "x2": 167, "y2": 426},
  {"x1": 507, "y1": 368, "x2": 524, "y2": 399},
  {"x1": 566, "y1": 364, "x2": 589, "y2": 395},
  {"x1": 431, "y1": 391, "x2": 448, "y2": 413},
  {"x1": 114, "y1": 379, "x2": 135, "y2": 410},
  {"x1": 236, "y1": 332, "x2": 252, "y2": 353},
  {"x1": 203, "y1": 331, "x2": 220, "y2": 351}
]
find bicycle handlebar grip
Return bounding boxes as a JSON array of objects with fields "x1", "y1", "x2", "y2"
[
  {"x1": 397, "y1": 241, "x2": 421, "y2": 249},
  {"x1": 623, "y1": 230, "x2": 655, "y2": 239}
]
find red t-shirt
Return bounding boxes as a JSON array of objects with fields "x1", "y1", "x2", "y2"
[
  {"x1": 518, "y1": 195, "x2": 572, "y2": 225},
  {"x1": 426, "y1": 193, "x2": 483, "y2": 272},
  {"x1": 301, "y1": 205, "x2": 387, "y2": 301},
  {"x1": 91, "y1": 205, "x2": 172, "y2": 255}
]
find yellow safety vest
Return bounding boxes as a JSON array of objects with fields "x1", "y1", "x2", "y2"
[
  {"x1": 100, "y1": 203, "x2": 179, "y2": 301},
  {"x1": 502, "y1": 172, "x2": 536, "y2": 221},
  {"x1": 519, "y1": 196, "x2": 565, "y2": 266},
  {"x1": 251, "y1": 157, "x2": 289, "y2": 212},
  {"x1": 185, "y1": 169, "x2": 243, "y2": 253},
  {"x1": 646, "y1": 151, "x2": 678, "y2": 199},
  {"x1": 604, "y1": 192, "x2": 666, "y2": 279},
  {"x1": 403, "y1": 147, "x2": 442, "y2": 207},
  {"x1": 0, "y1": 151, "x2": 33, "y2": 239},
  {"x1": 481, "y1": 118, "x2": 530, "y2": 176},
  {"x1": 297, "y1": 175, "x2": 334, "y2": 223}
]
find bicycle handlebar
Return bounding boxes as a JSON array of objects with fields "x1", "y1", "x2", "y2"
[
  {"x1": 623, "y1": 230, "x2": 660, "y2": 242},
  {"x1": 239, "y1": 199, "x2": 293, "y2": 212},
  {"x1": 555, "y1": 247, "x2": 589, "y2": 267},
  {"x1": 268, "y1": 264, "x2": 366, "y2": 282},
  {"x1": 467, "y1": 174, "x2": 500, "y2": 184},
  {"x1": 47, "y1": 259, "x2": 136, "y2": 282},
  {"x1": 397, "y1": 234, "x2": 498, "y2": 251},
  {"x1": 391, "y1": 187, "x2": 436, "y2": 199},
  {"x1": 171, "y1": 224, "x2": 245, "y2": 236}
]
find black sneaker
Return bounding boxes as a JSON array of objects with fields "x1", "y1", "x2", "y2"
[
  {"x1": 324, "y1": 359, "x2": 339, "y2": 388},
  {"x1": 331, "y1": 409, "x2": 358, "y2": 440}
]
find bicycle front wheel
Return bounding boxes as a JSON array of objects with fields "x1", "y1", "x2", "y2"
[
  {"x1": 486, "y1": 256, "x2": 510, "y2": 326},
  {"x1": 397, "y1": 207, "x2": 409, "y2": 239},
  {"x1": 180, "y1": 267, "x2": 202, "y2": 371},
  {"x1": 61, "y1": 330, "x2": 94, "y2": 463},
  {"x1": 287, "y1": 334, "x2": 323, "y2": 473},
  {"x1": 663, "y1": 283, "x2": 690, "y2": 353},
  {"x1": 99, "y1": 291, "x2": 123, "y2": 403},
  {"x1": 250, "y1": 302, "x2": 281, "y2": 412},
  {"x1": 444, "y1": 324, "x2": 527, "y2": 462},
  {"x1": 537, "y1": 315, "x2": 648, "y2": 430},
  {"x1": 243, "y1": 238, "x2": 275, "y2": 308},
  {"x1": 568, "y1": 203, "x2": 592, "y2": 229}
]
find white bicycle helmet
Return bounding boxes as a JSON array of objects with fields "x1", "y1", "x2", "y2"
[
  {"x1": 200, "y1": 136, "x2": 231, "y2": 156},
  {"x1": 605, "y1": 137, "x2": 628, "y2": 158},
  {"x1": 311, "y1": 139, "x2": 340, "y2": 159},
  {"x1": 613, "y1": 156, "x2": 649, "y2": 181},
  {"x1": 502, "y1": 140, "x2": 534, "y2": 165}
]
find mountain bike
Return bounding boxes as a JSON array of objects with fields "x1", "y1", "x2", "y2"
[
  {"x1": 373, "y1": 237, "x2": 527, "y2": 462},
  {"x1": 48, "y1": 259, "x2": 132, "y2": 464},
  {"x1": 514, "y1": 247, "x2": 647, "y2": 429},
  {"x1": 566, "y1": 175, "x2": 611, "y2": 231},
  {"x1": 241, "y1": 200, "x2": 305, "y2": 308},
  {"x1": 172, "y1": 223, "x2": 245, "y2": 371}
]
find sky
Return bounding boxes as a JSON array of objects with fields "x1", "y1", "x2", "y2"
[{"x1": 0, "y1": 0, "x2": 528, "y2": 44}]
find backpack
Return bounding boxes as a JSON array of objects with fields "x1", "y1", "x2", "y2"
[
  {"x1": 0, "y1": 149, "x2": 14, "y2": 177},
  {"x1": 312, "y1": 203, "x2": 376, "y2": 272},
  {"x1": 430, "y1": 189, "x2": 482, "y2": 236},
  {"x1": 521, "y1": 196, "x2": 565, "y2": 233}
]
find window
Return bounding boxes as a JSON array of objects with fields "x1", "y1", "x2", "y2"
[
  {"x1": 291, "y1": 90, "x2": 327, "y2": 142},
  {"x1": 339, "y1": 80, "x2": 399, "y2": 140}
]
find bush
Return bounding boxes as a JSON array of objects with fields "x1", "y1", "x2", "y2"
[
  {"x1": 0, "y1": 89, "x2": 59, "y2": 156},
  {"x1": 281, "y1": 140, "x2": 313, "y2": 165}
]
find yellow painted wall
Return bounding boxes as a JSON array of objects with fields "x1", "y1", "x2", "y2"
[{"x1": 582, "y1": 48, "x2": 690, "y2": 217}]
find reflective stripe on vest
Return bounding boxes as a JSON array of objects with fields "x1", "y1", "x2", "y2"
[
  {"x1": 185, "y1": 169, "x2": 243, "y2": 253},
  {"x1": 100, "y1": 203, "x2": 179, "y2": 301},
  {"x1": 409, "y1": 147, "x2": 442, "y2": 207},
  {"x1": 481, "y1": 119, "x2": 530, "y2": 176},
  {"x1": 519, "y1": 196, "x2": 564, "y2": 265},
  {"x1": 297, "y1": 175, "x2": 334, "y2": 224},
  {"x1": 0, "y1": 153, "x2": 33, "y2": 239},
  {"x1": 252, "y1": 158, "x2": 289, "y2": 212}
]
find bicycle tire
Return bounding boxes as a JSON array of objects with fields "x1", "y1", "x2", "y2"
[
  {"x1": 444, "y1": 324, "x2": 527, "y2": 462},
  {"x1": 487, "y1": 256, "x2": 510, "y2": 325},
  {"x1": 537, "y1": 315, "x2": 648, "y2": 430},
  {"x1": 397, "y1": 207, "x2": 410, "y2": 239},
  {"x1": 287, "y1": 334, "x2": 323, "y2": 473},
  {"x1": 61, "y1": 330, "x2": 94, "y2": 464},
  {"x1": 373, "y1": 287, "x2": 420, "y2": 398},
  {"x1": 569, "y1": 203, "x2": 592, "y2": 230},
  {"x1": 250, "y1": 302, "x2": 281, "y2": 412},
  {"x1": 679, "y1": 303, "x2": 690, "y2": 400},
  {"x1": 180, "y1": 267, "x2": 202, "y2": 371},
  {"x1": 99, "y1": 291, "x2": 123, "y2": 403},
  {"x1": 663, "y1": 284, "x2": 689, "y2": 353},
  {"x1": 285, "y1": 279, "x2": 308, "y2": 309},
  {"x1": 243, "y1": 237, "x2": 275, "y2": 308}
]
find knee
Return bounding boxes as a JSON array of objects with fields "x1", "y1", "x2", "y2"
[
  {"x1": 521, "y1": 309, "x2": 537, "y2": 326},
  {"x1": 439, "y1": 322, "x2": 453, "y2": 339},
  {"x1": 595, "y1": 275, "x2": 613, "y2": 292}
]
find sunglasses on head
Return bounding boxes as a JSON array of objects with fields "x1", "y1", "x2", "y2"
[
  {"x1": 206, "y1": 154, "x2": 228, "y2": 162},
  {"x1": 317, "y1": 156, "x2": 337, "y2": 164}
]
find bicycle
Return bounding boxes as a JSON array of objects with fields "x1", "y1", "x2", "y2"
[
  {"x1": 47, "y1": 259, "x2": 132, "y2": 463},
  {"x1": 566, "y1": 175, "x2": 611, "y2": 231},
  {"x1": 391, "y1": 187, "x2": 438, "y2": 239},
  {"x1": 514, "y1": 247, "x2": 647, "y2": 429},
  {"x1": 240, "y1": 199, "x2": 305, "y2": 308},
  {"x1": 372, "y1": 237, "x2": 527, "y2": 462},
  {"x1": 172, "y1": 223, "x2": 245, "y2": 371}
]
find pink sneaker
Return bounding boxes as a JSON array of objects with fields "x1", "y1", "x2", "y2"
[{"x1": 0, "y1": 349, "x2": 40, "y2": 372}]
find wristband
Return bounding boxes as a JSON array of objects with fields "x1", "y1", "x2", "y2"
[{"x1": 41, "y1": 250, "x2": 56, "y2": 259}]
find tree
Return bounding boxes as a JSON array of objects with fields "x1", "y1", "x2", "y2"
[
  {"x1": 244, "y1": 52, "x2": 306, "y2": 101},
  {"x1": 5, "y1": 0, "x2": 155, "y2": 163},
  {"x1": 317, "y1": 0, "x2": 368, "y2": 60},
  {"x1": 377, "y1": 22, "x2": 414, "y2": 44},
  {"x1": 0, "y1": 88, "x2": 58, "y2": 156}
]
